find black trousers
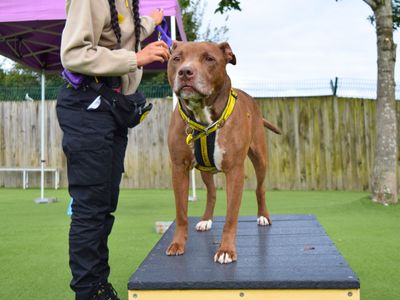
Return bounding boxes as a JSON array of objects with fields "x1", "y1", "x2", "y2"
[{"x1": 57, "y1": 85, "x2": 128, "y2": 300}]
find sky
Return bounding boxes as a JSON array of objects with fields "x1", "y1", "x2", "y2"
[{"x1": 199, "y1": 0, "x2": 400, "y2": 89}]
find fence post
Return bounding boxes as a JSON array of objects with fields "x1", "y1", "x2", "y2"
[{"x1": 330, "y1": 77, "x2": 338, "y2": 96}]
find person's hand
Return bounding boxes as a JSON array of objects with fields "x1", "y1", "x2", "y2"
[
  {"x1": 136, "y1": 41, "x2": 171, "y2": 67},
  {"x1": 150, "y1": 9, "x2": 164, "y2": 26}
]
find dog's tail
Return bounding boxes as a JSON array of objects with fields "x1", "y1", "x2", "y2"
[{"x1": 263, "y1": 119, "x2": 281, "y2": 134}]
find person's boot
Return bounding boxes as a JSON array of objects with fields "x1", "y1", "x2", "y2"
[{"x1": 91, "y1": 283, "x2": 120, "y2": 300}]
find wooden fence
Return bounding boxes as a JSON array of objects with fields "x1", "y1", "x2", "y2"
[{"x1": 0, "y1": 96, "x2": 399, "y2": 191}]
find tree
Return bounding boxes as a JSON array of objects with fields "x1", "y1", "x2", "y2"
[
  {"x1": 362, "y1": 0, "x2": 398, "y2": 204},
  {"x1": 179, "y1": 0, "x2": 229, "y2": 41},
  {"x1": 0, "y1": 60, "x2": 63, "y2": 88}
]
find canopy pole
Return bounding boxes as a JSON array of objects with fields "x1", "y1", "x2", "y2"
[
  {"x1": 40, "y1": 70, "x2": 45, "y2": 200},
  {"x1": 171, "y1": 16, "x2": 178, "y2": 110},
  {"x1": 34, "y1": 70, "x2": 56, "y2": 204},
  {"x1": 170, "y1": 16, "x2": 197, "y2": 201}
]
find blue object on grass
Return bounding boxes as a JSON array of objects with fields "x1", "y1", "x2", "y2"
[{"x1": 67, "y1": 198, "x2": 73, "y2": 216}]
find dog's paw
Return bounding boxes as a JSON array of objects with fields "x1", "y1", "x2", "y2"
[
  {"x1": 195, "y1": 220, "x2": 213, "y2": 231},
  {"x1": 214, "y1": 250, "x2": 237, "y2": 264},
  {"x1": 257, "y1": 216, "x2": 270, "y2": 226},
  {"x1": 166, "y1": 242, "x2": 185, "y2": 256}
]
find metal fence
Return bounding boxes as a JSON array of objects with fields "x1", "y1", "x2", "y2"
[
  {"x1": 0, "y1": 84, "x2": 172, "y2": 101},
  {"x1": 0, "y1": 77, "x2": 399, "y2": 100},
  {"x1": 232, "y1": 77, "x2": 400, "y2": 99}
]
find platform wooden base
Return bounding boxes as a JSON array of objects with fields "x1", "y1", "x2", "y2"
[{"x1": 129, "y1": 288, "x2": 360, "y2": 300}]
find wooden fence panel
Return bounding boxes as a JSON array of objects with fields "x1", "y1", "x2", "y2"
[{"x1": 0, "y1": 97, "x2": 398, "y2": 191}]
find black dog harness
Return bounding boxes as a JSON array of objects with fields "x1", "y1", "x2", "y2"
[{"x1": 178, "y1": 89, "x2": 238, "y2": 173}]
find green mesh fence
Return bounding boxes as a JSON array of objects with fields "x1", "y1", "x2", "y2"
[
  {"x1": 2, "y1": 78, "x2": 400, "y2": 101},
  {"x1": 0, "y1": 84, "x2": 172, "y2": 101},
  {"x1": 139, "y1": 84, "x2": 172, "y2": 98},
  {"x1": 0, "y1": 85, "x2": 60, "y2": 101}
]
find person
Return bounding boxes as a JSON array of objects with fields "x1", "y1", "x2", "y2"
[{"x1": 56, "y1": 0, "x2": 170, "y2": 299}]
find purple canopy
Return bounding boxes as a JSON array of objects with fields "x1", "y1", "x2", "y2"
[{"x1": 0, "y1": 0, "x2": 187, "y2": 72}]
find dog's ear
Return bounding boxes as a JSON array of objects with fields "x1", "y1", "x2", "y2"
[
  {"x1": 172, "y1": 40, "x2": 182, "y2": 52},
  {"x1": 219, "y1": 42, "x2": 236, "y2": 65}
]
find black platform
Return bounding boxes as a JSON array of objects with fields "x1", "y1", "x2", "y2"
[{"x1": 128, "y1": 215, "x2": 359, "y2": 292}]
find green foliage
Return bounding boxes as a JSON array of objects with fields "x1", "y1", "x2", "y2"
[
  {"x1": 0, "y1": 63, "x2": 39, "y2": 86},
  {"x1": 142, "y1": 72, "x2": 168, "y2": 85},
  {"x1": 365, "y1": 0, "x2": 400, "y2": 30},
  {"x1": 215, "y1": 0, "x2": 242, "y2": 14},
  {"x1": 141, "y1": 72, "x2": 169, "y2": 90},
  {"x1": 179, "y1": 0, "x2": 203, "y2": 41},
  {"x1": 0, "y1": 59, "x2": 63, "y2": 88},
  {"x1": 393, "y1": 0, "x2": 400, "y2": 29},
  {"x1": 178, "y1": 0, "x2": 229, "y2": 42}
]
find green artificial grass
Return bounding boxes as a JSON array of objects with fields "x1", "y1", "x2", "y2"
[{"x1": 0, "y1": 188, "x2": 399, "y2": 300}]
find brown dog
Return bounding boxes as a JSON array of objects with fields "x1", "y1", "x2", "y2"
[{"x1": 166, "y1": 41, "x2": 280, "y2": 264}]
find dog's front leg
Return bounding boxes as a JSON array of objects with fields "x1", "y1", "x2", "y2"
[
  {"x1": 214, "y1": 164, "x2": 245, "y2": 264},
  {"x1": 166, "y1": 162, "x2": 190, "y2": 256}
]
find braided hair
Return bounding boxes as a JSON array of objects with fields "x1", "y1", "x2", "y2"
[
  {"x1": 107, "y1": 0, "x2": 142, "y2": 52},
  {"x1": 131, "y1": 0, "x2": 141, "y2": 53}
]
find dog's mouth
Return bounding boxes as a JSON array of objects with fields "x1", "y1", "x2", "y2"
[
  {"x1": 180, "y1": 85, "x2": 196, "y2": 93},
  {"x1": 176, "y1": 84, "x2": 207, "y2": 100},
  {"x1": 178, "y1": 83, "x2": 196, "y2": 91}
]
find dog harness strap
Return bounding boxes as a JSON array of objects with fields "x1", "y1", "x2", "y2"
[
  {"x1": 218, "y1": 89, "x2": 237, "y2": 127},
  {"x1": 196, "y1": 165, "x2": 218, "y2": 172},
  {"x1": 194, "y1": 131, "x2": 216, "y2": 170},
  {"x1": 200, "y1": 135, "x2": 212, "y2": 166},
  {"x1": 178, "y1": 89, "x2": 238, "y2": 173},
  {"x1": 195, "y1": 136, "x2": 217, "y2": 172}
]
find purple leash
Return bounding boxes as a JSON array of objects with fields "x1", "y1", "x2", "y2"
[
  {"x1": 156, "y1": 18, "x2": 173, "y2": 49},
  {"x1": 61, "y1": 69, "x2": 85, "y2": 89}
]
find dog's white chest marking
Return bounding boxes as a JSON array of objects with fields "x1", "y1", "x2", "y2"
[
  {"x1": 213, "y1": 131, "x2": 225, "y2": 171},
  {"x1": 189, "y1": 104, "x2": 213, "y2": 125}
]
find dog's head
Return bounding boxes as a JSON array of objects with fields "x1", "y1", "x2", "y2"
[{"x1": 167, "y1": 41, "x2": 236, "y2": 105}]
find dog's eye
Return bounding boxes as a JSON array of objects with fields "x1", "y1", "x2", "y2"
[
  {"x1": 173, "y1": 56, "x2": 181, "y2": 62},
  {"x1": 205, "y1": 56, "x2": 216, "y2": 63}
]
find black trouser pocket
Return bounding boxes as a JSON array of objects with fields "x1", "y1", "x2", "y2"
[{"x1": 67, "y1": 147, "x2": 112, "y2": 186}]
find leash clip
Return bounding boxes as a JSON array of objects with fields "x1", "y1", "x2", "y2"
[{"x1": 185, "y1": 125, "x2": 193, "y2": 136}]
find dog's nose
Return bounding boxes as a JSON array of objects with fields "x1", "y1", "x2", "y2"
[{"x1": 178, "y1": 66, "x2": 194, "y2": 79}]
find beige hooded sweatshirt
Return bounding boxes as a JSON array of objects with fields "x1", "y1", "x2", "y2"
[{"x1": 61, "y1": 0, "x2": 155, "y2": 94}]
